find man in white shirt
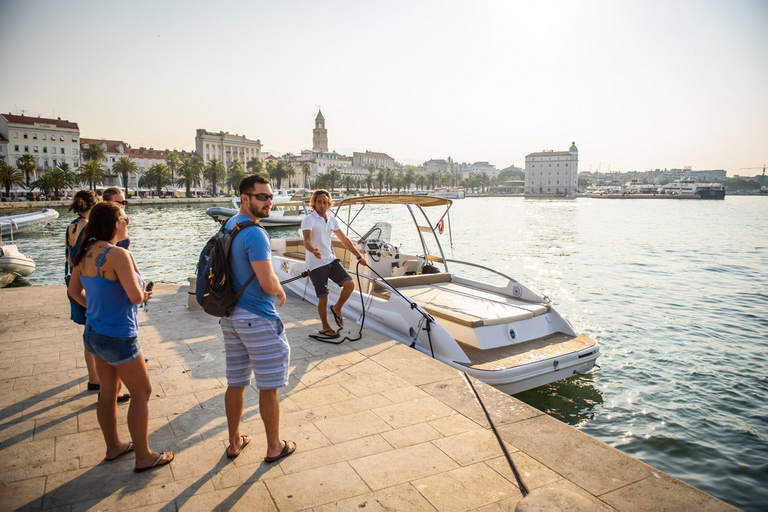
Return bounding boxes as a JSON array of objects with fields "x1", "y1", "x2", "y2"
[{"x1": 301, "y1": 189, "x2": 367, "y2": 338}]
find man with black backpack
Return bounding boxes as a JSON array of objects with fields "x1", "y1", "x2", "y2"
[{"x1": 218, "y1": 175, "x2": 296, "y2": 463}]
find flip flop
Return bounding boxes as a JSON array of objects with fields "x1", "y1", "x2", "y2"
[
  {"x1": 97, "y1": 392, "x2": 131, "y2": 403},
  {"x1": 264, "y1": 440, "x2": 296, "y2": 463},
  {"x1": 317, "y1": 330, "x2": 340, "y2": 339},
  {"x1": 104, "y1": 441, "x2": 134, "y2": 462},
  {"x1": 329, "y1": 304, "x2": 344, "y2": 328},
  {"x1": 227, "y1": 435, "x2": 251, "y2": 459},
  {"x1": 134, "y1": 451, "x2": 174, "y2": 473}
]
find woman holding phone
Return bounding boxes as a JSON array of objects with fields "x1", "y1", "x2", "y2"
[{"x1": 68, "y1": 201, "x2": 173, "y2": 472}]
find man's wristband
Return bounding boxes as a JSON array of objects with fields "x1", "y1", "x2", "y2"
[{"x1": 356, "y1": 255, "x2": 363, "y2": 260}]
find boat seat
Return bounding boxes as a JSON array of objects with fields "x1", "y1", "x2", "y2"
[{"x1": 394, "y1": 280, "x2": 549, "y2": 328}]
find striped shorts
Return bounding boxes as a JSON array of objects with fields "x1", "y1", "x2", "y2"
[{"x1": 220, "y1": 307, "x2": 290, "y2": 389}]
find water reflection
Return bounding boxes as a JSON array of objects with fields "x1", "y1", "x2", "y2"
[{"x1": 516, "y1": 374, "x2": 604, "y2": 426}]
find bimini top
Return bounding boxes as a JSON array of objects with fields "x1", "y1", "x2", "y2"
[{"x1": 335, "y1": 195, "x2": 452, "y2": 209}]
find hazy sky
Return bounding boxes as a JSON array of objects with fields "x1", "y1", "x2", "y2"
[{"x1": 1, "y1": 0, "x2": 766, "y2": 175}]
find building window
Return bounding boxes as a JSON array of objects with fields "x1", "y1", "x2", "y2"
[
  {"x1": 33, "y1": 133, "x2": 38, "y2": 139},
  {"x1": 42, "y1": 134, "x2": 47, "y2": 140},
  {"x1": 60, "y1": 135, "x2": 64, "y2": 141},
  {"x1": 60, "y1": 147, "x2": 65, "y2": 154},
  {"x1": 33, "y1": 146, "x2": 39, "y2": 152},
  {"x1": 24, "y1": 145, "x2": 29, "y2": 152},
  {"x1": 74, "y1": 160, "x2": 79, "y2": 167},
  {"x1": 14, "y1": 145, "x2": 19, "y2": 151},
  {"x1": 43, "y1": 147, "x2": 48, "y2": 153},
  {"x1": 13, "y1": 131, "x2": 18, "y2": 138},
  {"x1": 72, "y1": 148, "x2": 78, "y2": 155},
  {"x1": 23, "y1": 132, "x2": 28, "y2": 139},
  {"x1": 53, "y1": 159, "x2": 57, "y2": 166}
]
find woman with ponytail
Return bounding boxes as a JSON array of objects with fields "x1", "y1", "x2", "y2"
[{"x1": 68, "y1": 202, "x2": 173, "y2": 471}]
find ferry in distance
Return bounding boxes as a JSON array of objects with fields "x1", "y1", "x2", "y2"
[{"x1": 658, "y1": 177, "x2": 726, "y2": 199}]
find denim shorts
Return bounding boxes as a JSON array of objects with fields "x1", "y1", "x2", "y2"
[{"x1": 83, "y1": 322, "x2": 143, "y2": 366}]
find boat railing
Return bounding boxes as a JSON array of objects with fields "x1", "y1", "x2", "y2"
[{"x1": 444, "y1": 258, "x2": 517, "y2": 283}]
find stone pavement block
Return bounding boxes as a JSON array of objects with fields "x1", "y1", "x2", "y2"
[
  {"x1": 372, "y1": 396, "x2": 457, "y2": 429},
  {"x1": 286, "y1": 382, "x2": 356, "y2": 409},
  {"x1": 428, "y1": 413, "x2": 484, "y2": 437},
  {"x1": 167, "y1": 481, "x2": 277, "y2": 512},
  {"x1": 21, "y1": 392, "x2": 95, "y2": 421},
  {"x1": 349, "y1": 442, "x2": 460, "y2": 491},
  {"x1": 212, "y1": 459, "x2": 284, "y2": 489},
  {"x1": 599, "y1": 471, "x2": 739, "y2": 511},
  {"x1": 276, "y1": 444, "x2": 344, "y2": 475},
  {"x1": 0, "y1": 457, "x2": 79, "y2": 484},
  {"x1": 514, "y1": 480, "x2": 616, "y2": 512},
  {"x1": 43, "y1": 460, "x2": 174, "y2": 509},
  {"x1": 380, "y1": 384, "x2": 431, "y2": 404},
  {"x1": 282, "y1": 403, "x2": 341, "y2": 427},
  {"x1": 313, "y1": 482, "x2": 438, "y2": 512},
  {"x1": 414, "y1": 462, "x2": 523, "y2": 512},
  {"x1": 330, "y1": 392, "x2": 393, "y2": 416},
  {"x1": 0, "y1": 417, "x2": 34, "y2": 445},
  {"x1": 332, "y1": 433, "x2": 393, "y2": 461},
  {"x1": 266, "y1": 461, "x2": 370, "y2": 511},
  {"x1": 0, "y1": 476, "x2": 46, "y2": 510},
  {"x1": 12, "y1": 351, "x2": 60, "y2": 368},
  {"x1": 32, "y1": 415, "x2": 79, "y2": 440},
  {"x1": 381, "y1": 422, "x2": 442, "y2": 449},
  {"x1": 485, "y1": 453, "x2": 563, "y2": 492},
  {"x1": 432, "y1": 428, "x2": 502, "y2": 466},
  {"x1": 497, "y1": 415, "x2": 650, "y2": 496},
  {"x1": 0, "y1": 437, "x2": 55, "y2": 472},
  {"x1": 167, "y1": 435, "x2": 234, "y2": 482},
  {"x1": 338, "y1": 370, "x2": 412, "y2": 397},
  {"x1": 314, "y1": 410, "x2": 393, "y2": 445}
]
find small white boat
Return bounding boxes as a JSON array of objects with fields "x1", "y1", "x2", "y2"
[
  {"x1": 0, "y1": 208, "x2": 60, "y2": 236},
  {"x1": 428, "y1": 186, "x2": 465, "y2": 199},
  {"x1": 0, "y1": 243, "x2": 35, "y2": 287},
  {"x1": 206, "y1": 198, "x2": 309, "y2": 228},
  {"x1": 269, "y1": 195, "x2": 600, "y2": 394}
]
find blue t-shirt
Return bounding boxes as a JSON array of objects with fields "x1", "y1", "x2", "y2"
[{"x1": 224, "y1": 215, "x2": 277, "y2": 319}]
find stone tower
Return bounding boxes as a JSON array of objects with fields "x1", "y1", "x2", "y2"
[{"x1": 313, "y1": 109, "x2": 328, "y2": 152}]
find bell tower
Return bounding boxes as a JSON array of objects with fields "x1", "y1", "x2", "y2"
[{"x1": 313, "y1": 109, "x2": 328, "y2": 152}]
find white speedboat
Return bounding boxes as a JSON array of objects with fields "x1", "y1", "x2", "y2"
[
  {"x1": 270, "y1": 195, "x2": 600, "y2": 394},
  {"x1": 0, "y1": 208, "x2": 60, "y2": 236},
  {"x1": 428, "y1": 187, "x2": 465, "y2": 199},
  {"x1": 0, "y1": 243, "x2": 35, "y2": 287},
  {"x1": 206, "y1": 198, "x2": 309, "y2": 228}
]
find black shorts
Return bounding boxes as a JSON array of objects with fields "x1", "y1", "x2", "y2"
[{"x1": 309, "y1": 259, "x2": 352, "y2": 298}]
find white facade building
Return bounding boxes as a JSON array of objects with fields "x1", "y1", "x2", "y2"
[
  {"x1": 195, "y1": 129, "x2": 261, "y2": 167},
  {"x1": 525, "y1": 142, "x2": 579, "y2": 195},
  {"x1": 0, "y1": 113, "x2": 81, "y2": 182},
  {"x1": 353, "y1": 151, "x2": 396, "y2": 170}
]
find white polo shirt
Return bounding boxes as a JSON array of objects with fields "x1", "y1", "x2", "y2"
[{"x1": 301, "y1": 211, "x2": 341, "y2": 272}]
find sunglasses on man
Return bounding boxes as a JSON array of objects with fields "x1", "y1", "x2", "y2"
[{"x1": 244, "y1": 193, "x2": 273, "y2": 201}]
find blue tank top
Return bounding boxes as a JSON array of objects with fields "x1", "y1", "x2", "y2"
[
  {"x1": 66, "y1": 218, "x2": 86, "y2": 274},
  {"x1": 80, "y1": 246, "x2": 142, "y2": 337}
]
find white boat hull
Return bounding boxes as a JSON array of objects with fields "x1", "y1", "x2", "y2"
[
  {"x1": 0, "y1": 208, "x2": 59, "y2": 236},
  {"x1": 272, "y1": 250, "x2": 599, "y2": 394},
  {"x1": 0, "y1": 244, "x2": 35, "y2": 287}
]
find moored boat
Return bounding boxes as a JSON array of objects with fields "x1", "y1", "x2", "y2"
[
  {"x1": 0, "y1": 243, "x2": 35, "y2": 287},
  {"x1": 659, "y1": 177, "x2": 726, "y2": 199},
  {"x1": 0, "y1": 208, "x2": 60, "y2": 236},
  {"x1": 269, "y1": 194, "x2": 600, "y2": 394},
  {"x1": 206, "y1": 198, "x2": 309, "y2": 228}
]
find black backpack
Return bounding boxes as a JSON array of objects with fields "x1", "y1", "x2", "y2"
[{"x1": 195, "y1": 220, "x2": 262, "y2": 317}]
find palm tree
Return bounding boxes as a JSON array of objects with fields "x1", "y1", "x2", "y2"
[
  {"x1": 81, "y1": 142, "x2": 107, "y2": 163},
  {"x1": 343, "y1": 175, "x2": 355, "y2": 194},
  {"x1": 268, "y1": 161, "x2": 291, "y2": 189},
  {"x1": 227, "y1": 159, "x2": 245, "y2": 193},
  {"x1": 327, "y1": 169, "x2": 341, "y2": 192},
  {"x1": 0, "y1": 163, "x2": 24, "y2": 198},
  {"x1": 176, "y1": 156, "x2": 203, "y2": 197},
  {"x1": 376, "y1": 170, "x2": 385, "y2": 193},
  {"x1": 384, "y1": 167, "x2": 395, "y2": 191},
  {"x1": 31, "y1": 173, "x2": 56, "y2": 198},
  {"x1": 246, "y1": 156, "x2": 263, "y2": 175},
  {"x1": 77, "y1": 160, "x2": 106, "y2": 190},
  {"x1": 204, "y1": 158, "x2": 225, "y2": 196},
  {"x1": 285, "y1": 163, "x2": 296, "y2": 188},
  {"x1": 17, "y1": 153, "x2": 37, "y2": 188},
  {"x1": 46, "y1": 163, "x2": 77, "y2": 199},
  {"x1": 366, "y1": 167, "x2": 374, "y2": 193},
  {"x1": 416, "y1": 174, "x2": 427, "y2": 191},
  {"x1": 403, "y1": 169, "x2": 416, "y2": 192},
  {"x1": 314, "y1": 172, "x2": 329, "y2": 190},
  {"x1": 301, "y1": 162, "x2": 311, "y2": 188},
  {"x1": 166, "y1": 152, "x2": 180, "y2": 178},
  {"x1": 112, "y1": 156, "x2": 138, "y2": 197},
  {"x1": 140, "y1": 163, "x2": 173, "y2": 196}
]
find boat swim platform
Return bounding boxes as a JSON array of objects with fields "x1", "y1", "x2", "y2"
[{"x1": 0, "y1": 285, "x2": 735, "y2": 511}]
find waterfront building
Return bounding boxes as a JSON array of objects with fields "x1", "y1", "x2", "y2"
[
  {"x1": 79, "y1": 138, "x2": 131, "y2": 188},
  {"x1": 0, "y1": 133, "x2": 7, "y2": 162},
  {"x1": 353, "y1": 151, "x2": 396, "y2": 170},
  {"x1": 0, "y1": 113, "x2": 81, "y2": 182},
  {"x1": 313, "y1": 109, "x2": 328, "y2": 152},
  {"x1": 525, "y1": 142, "x2": 579, "y2": 195},
  {"x1": 423, "y1": 159, "x2": 450, "y2": 174},
  {"x1": 125, "y1": 146, "x2": 196, "y2": 193},
  {"x1": 489, "y1": 180, "x2": 525, "y2": 195},
  {"x1": 195, "y1": 129, "x2": 262, "y2": 167}
]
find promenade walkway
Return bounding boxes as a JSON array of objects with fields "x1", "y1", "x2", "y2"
[{"x1": 0, "y1": 285, "x2": 736, "y2": 511}]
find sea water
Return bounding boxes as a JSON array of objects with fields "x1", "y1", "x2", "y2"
[{"x1": 5, "y1": 196, "x2": 767, "y2": 510}]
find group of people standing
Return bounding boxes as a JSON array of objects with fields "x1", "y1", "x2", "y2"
[{"x1": 66, "y1": 176, "x2": 367, "y2": 471}]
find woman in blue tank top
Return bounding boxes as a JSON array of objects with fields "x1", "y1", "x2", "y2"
[{"x1": 68, "y1": 202, "x2": 173, "y2": 472}]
